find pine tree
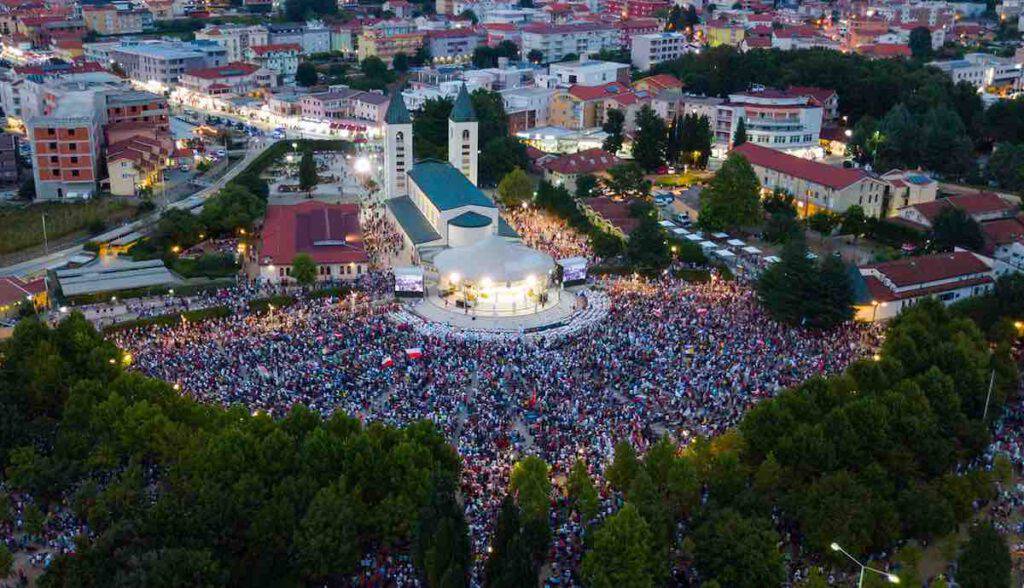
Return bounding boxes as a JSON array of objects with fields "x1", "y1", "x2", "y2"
[
  {"x1": 580, "y1": 503, "x2": 655, "y2": 588},
  {"x1": 756, "y1": 238, "x2": 817, "y2": 326},
  {"x1": 733, "y1": 117, "x2": 748, "y2": 146},
  {"x1": 567, "y1": 459, "x2": 600, "y2": 523},
  {"x1": 298, "y1": 149, "x2": 318, "y2": 194},
  {"x1": 699, "y1": 152, "x2": 761, "y2": 230}
]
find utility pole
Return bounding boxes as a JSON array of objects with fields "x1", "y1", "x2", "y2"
[
  {"x1": 983, "y1": 368, "x2": 996, "y2": 420},
  {"x1": 41, "y1": 213, "x2": 48, "y2": 253}
]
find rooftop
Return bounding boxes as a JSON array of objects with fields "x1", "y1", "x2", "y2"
[
  {"x1": 732, "y1": 143, "x2": 871, "y2": 190},
  {"x1": 260, "y1": 201, "x2": 368, "y2": 265},
  {"x1": 409, "y1": 160, "x2": 496, "y2": 211},
  {"x1": 542, "y1": 147, "x2": 622, "y2": 175},
  {"x1": 864, "y1": 250, "x2": 992, "y2": 288},
  {"x1": 387, "y1": 195, "x2": 443, "y2": 245}
]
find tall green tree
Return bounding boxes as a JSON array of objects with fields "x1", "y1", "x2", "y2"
[
  {"x1": 509, "y1": 456, "x2": 550, "y2": 523},
  {"x1": 497, "y1": 168, "x2": 533, "y2": 207},
  {"x1": 986, "y1": 142, "x2": 1024, "y2": 191},
  {"x1": 692, "y1": 509, "x2": 785, "y2": 588},
  {"x1": 567, "y1": 459, "x2": 599, "y2": 523},
  {"x1": 756, "y1": 238, "x2": 818, "y2": 327},
  {"x1": 602, "y1": 109, "x2": 626, "y2": 154},
  {"x1": 607, "y1": 440, "x2": 641, "y2": 492},
  {"x1": 908, "y1": 27, "x2": 933, "y2": 60},
  {"x1": 293, "y1": 483, "x2": 361, "y2": 582},
  {"x1": 632, "y1": 105, "x2": 668, "y2": 171},
  {"x1": 699, "y1": 152, "x2": 761, "y2": 230},
  {"x1": 957, "y1": 523, "x2": 1011, "y2": 588},
  {"x1": 298, "y1": 149, "x2": 318, "y2": 193},
  {"x1": 580, "y1": 503, "x2": 656, "y2": 588},
  {"x1": 604, "y1": 163, "x2": 651, "y2": 198},
  {"x1": 295, "y1": 61, "x2": 318, "y2": 86},
  {"x1": 291, "y1": 253, "x2": 316, "y2": 286},
  {"x1": 931, "y1": 207, "x2": 984, "y2": 252},
  {"x1": 732, "y1": 117, "x2": 747, "y2": 146}
]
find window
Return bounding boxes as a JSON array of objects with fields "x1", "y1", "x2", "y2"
[
  {"x1": 462, "y1": 129, "x2": 470, "y2": 140},
  {"x1": 71, "y1": 170, "x2": 79, "y2": 177}
]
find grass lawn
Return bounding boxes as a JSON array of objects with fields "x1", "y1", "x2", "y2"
[{"x1": 0, "y1": 198, "x2": 137, "y2": 255}]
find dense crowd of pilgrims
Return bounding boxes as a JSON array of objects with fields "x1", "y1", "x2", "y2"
[{"x1": 2, "y1": 207, "x2": 1022, "y2": 586}]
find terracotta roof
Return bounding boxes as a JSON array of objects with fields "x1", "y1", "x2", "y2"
[
  {"x1": 773, "y1": 25, "x2": 821, "y2": 38},
  {"x1": 855, "y1": 43, "x2": 911, "y2": 58},
  {"x1": 249, "y1": 43, "x2": 301, "y2": 55},
  {"x1": 634, "y1": 74, "x2": 682, "y2": 91},
  {"x1": 864, "y1": 251, "x2": 991, "y2": 288},
  {"x1": 908, "y1": 193, "x2": 1014, "y2": 224},
  {"x1": 260, "y1": 201, "x2": 369, "y2": 266},
  {"x1": 568, "y1": 83, "x2": 634, "y2": 102},
  {"x1": 543, "y1": 148, "x2": 622, "y2": 174},
  {"x1": 185, "y1": 62, "x2": 260, "y2": 80},
  {"x1": 744, "y1": 36, "x2": 772, "y2": 48},
  {"x1": 732, "y1": 143, "x2": 870, "y2": 190},
  {"x1": 584, "y1": 197, "x2": 640, "y2": 234},
  {"x1": 0, "y1": 276, "x2": 45, "y2": 308},
  {"x1": 862, "y1": 274, "x2": 992, "y2": 302},
  {"x1": 981, "y1": 217, "x2": 1024, "y2": 247},
  {"x1": 788, "y1": 85, "x2": 837, "y2": 105}
]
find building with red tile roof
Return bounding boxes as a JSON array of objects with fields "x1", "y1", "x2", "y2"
[
  {"x1": 0, "y1": 276, "x2": 46, "y2": 315},
  {"x1": 855, "y1": 250, "x2": 995, "y2": 320},
  {"x1": 255, "y1": 201, "x2": 369, "y2": 284},
  {"x1": 732, "y1": 142, "x2": 887, "y2": 217},
  {"x1": 582, "y1": 196, "x2": 640, "y2": 237},
  {"x1": 542, "y1": 147, "x2": 622, "y2": 192},
  {"x1": 895, "y1": 192, "x2": 1016, "y2": 229},
  {"x1": 633, "y1": 74, "x2": 683, "y2": 93}
]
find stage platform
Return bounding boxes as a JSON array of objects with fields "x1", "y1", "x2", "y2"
[{"x1": 389, "y1": 287, "x2": 610, "y2": 340}]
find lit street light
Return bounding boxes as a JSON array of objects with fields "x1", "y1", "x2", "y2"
[{"x1": 830, "y1": 542, "x2": 900, "y2": 587}]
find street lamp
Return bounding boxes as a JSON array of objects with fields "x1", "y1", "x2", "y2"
[{"x1": 830, "y1": 543, "x2": 900, "y2": 587}]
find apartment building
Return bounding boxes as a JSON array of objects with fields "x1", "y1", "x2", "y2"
[
  {"x1": 266, "y1": 21, "x2": 331, "y2": 55},
  {"x1": 631, "y1": 32, "x2": 693, "y2": 70},
  {"x1": 549, "y1": 57, "x2": 630, "y2": 87},
  {"x1": 106, "y1": 40, "x2": 227, "y2": 86},
  {"x1": 603, "y1": 0, "x2": 668, "y2": 18},
  {"x1": 929, "y1": 53, "x2": 1024, "y2": 92},
  {"x1": 195, "y1": 24, "x2": 269, "y2": 62},
  {"x1": 106, "y1": 134, "x2": 172, "y2": 196},
  {"x1": 357, "y1": 29, "x2": 425, "y2": 65},
  {"x1": 299, "y1": 89, "x2": 389, "y2": 124},
  {"x1": 700, "y1": 20, "x2": 745, "y2": 47},
  {"x1": 520, "y1": 23, "x2": 619, "y2": 64},
  {"x1": 548, "y1": 82, "x2": 648, "y2": 131},
  {"x1": 0, "y1": 133, "x2": 19, "y2": 185},
  {"x1": 427, "y1": 28, "x2": 482, "y2": 63},
  {"x1": 733, "y1": 142, "x2": 887, "y2": 218},
  {"x1": 81, "y1": 4, "x2": 145, "y2": 35},
  {"x1": 713, "y1": 89, "x2": 824, "y2": 158},
  {"x1": 28, "y1": 112, "x2": 102, "y2": 200},
  {"x1": 179, "y1": 62, "x2": 275, "y2": 95},
  {"x1": 615, "y1": 19, "x2": 661, "y2": 50},
  {"x1": 245, "y1": 44, "x2": 300, "y2": 81}
]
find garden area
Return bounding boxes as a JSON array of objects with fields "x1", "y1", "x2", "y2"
[{"x1": 0, "y1": 197, "x2": 139, "y2": 259}]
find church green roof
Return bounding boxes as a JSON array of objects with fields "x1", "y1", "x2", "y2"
[
  {"x1": 409, "y1": 160, "x2": 495, "y2": 211},
  {"x1": 449, "y1": 211, "x2": 493, "y2": 228},
  {"x1": 385, "y1": 91, "x2": 411, "y2": 125},
  {"x1": 449, "y1": 84, "x2": 476, "y2": 123}
]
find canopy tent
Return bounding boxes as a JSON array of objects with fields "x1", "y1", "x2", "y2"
[
  {"x1": 726, "y1": 239, "x2": 745, "y2": 247},
  {"x1": 698, "y1": 241, "x2": 718, "y2": 250},
  {"x1": 671, "y1": 227, "x2": 689, "y2": 236},
  {"x1": 715, "y1": 249, "x2": 736, "y2": 258},
  {"x1": 711, "y1": 232, "x2": 729, "y2": 239},
  {"x1": 658, "y1": 220, "x2": 677, "y2": 228},
  {"x1": 742, "y1": 246, "x2": 762, "y2": 255},
  {"x1": 765, "y1": 255, "x2": 782, "y2": 264},
  {"x1": 435, "y1": 236, "x2": 555, "y2": 284},
  {"x1": 685, "y1": 234, "x2": 703, "y2": 242}
]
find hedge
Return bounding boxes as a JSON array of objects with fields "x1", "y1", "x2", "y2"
[
  {"x1": 247, "y1": 294, "x2": 297, "y2": 313},
  {"x1": 103, "y1": 306, "x2": 231, "y2": 333}
]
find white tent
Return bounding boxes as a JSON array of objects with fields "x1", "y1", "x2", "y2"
[
  {"x1": 659, "y1": 220, "x2": 677, "y2": 228},
  {"x1": 685, "y1": 234, "x2": 703, "y2": 242},
  {"x1": 715, "y1": 249, "x2": 736, "y2": 258},
  {"x1": 671, "y1": 227, "x2": 689, "y2": 236},
  {"x1": 726, "y1": 239, "x2": 745, "y2": 247},
  {"x1": 742, "y1": 246, "x2": 762, "y2": 255},
  {"x1": 765, "y1": 255, "x2": 781, "y2": 264},
  {"x1": 699, "y1": 241, "x2": 718, "y2": 250},
  {"x1": 435, "y1": 236, "x2": 555, "y2": 284},
  {"x1": 711, "y1": 232, "x2": 729, "y2": 239}
]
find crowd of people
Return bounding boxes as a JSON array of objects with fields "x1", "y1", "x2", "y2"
[
  {"x1": 107, "y1": 271, "x2": 880, "y2": 584},
  {"x1": 503, "y1": 207, "x2": 592, "y2": 262}
]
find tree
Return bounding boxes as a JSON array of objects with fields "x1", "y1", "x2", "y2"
[
  {"x1": 692, "y1": 509, "x2": 785, "y2": 588},
  {"x1": 413, "y1": 44, "x2": 432, "y2": 67},
  {"x1": 0, "y1": 544, "x2": 12, "y2": 580},
  {"x1": 679, "y1": 114, "x2": 713, "y2": 168},
  {"x1": 392, "y1": 52, "x2": 410, "y2": 72},
  {"x1": 811, "y1": 254, "x2": 855, "y2": 329},
  {"x1": 293, "y1": 483, "x2": 360, "y2": 582},
  {"x1": 17, "y1": 176, "x2": 34, "y2": 200},
  {"x1": 295, "y1": 61, "x2": 318, "y2": 86},
  {"x1": 527, "y1": 49, "x2": 544, "y2": 64},
  {"x1": 957, "y1": 523, "x2": 1011, "y2": 588},
  {"x1": 847, "y1": 116, "x2": 881, "y2": 164},
  {"x1": 458, "y1": 8, "x2": 478, "y2": 23},
  {"x1": 291, "y1": 253, "x2": 316, "y2": 286},
  {"x1": 627, "y1": 213, "x2": 671, "y2": 274},
  {"x1": 986, "y1": 142, "x2": 1024, "y2": 191},
  {"x1": 602, "y1": 109, "x2": 626, "y2": 154},
  {"x1": 480, "y1": 137, "x2": 529, "y2": 187},
  {"x1": 699, "y1": 153, "x2": 761, "y2": 230},
  {"x1": 607, "y1": 440, "x2": 640, "y2": 492},
  {"x1": 838, "y1": 205, "x2": 867, "y2": 239},
  {"x1": 908, "y1": 27, "x2": 933, "y2": 60},
  {"x1": 931, "y1": 207, "x2": 984, "y2": 252},
  {"x1": 567, "y1": 460, "x2": 599, "y2": 523},
  {"x1": 807, "y1": 211, "x2": 840, "y2": 238},
  {"x1": 575, "y1": 174, "x2": 598, "y2": 199},
  {"x1": 497, "y1": 168, "x2": 533, "y2": 207},
  {"x1": 415, "y1": 476, "x2": 470, "y2": 588},
  {"x1": 604, "y1": 163, "x2": 651, "y2": 199},
  {"x1": 485, "y1": 496, "x2": 536, "y2": 588},
  {"x1": 763, "y1": 212, "x2": 802, "y2": 244},
  {"x1": 580, "y1": 503, "x2": 655, "y2": 588},
  {"x1": 733, "y1": 117, "x2": 748, "y2": 146},
  {"x1": 298, "y1": 149, "x2": 318, "y2": 193},
  {"x1": 632, "y1": 105, "x2": 668, "y2": 171},
  {"x1": 509, "y1": 456, "x2": 550, "y2": 523},
  {"x1": 756, "y1": 238, "x2": 818, "y2": 327}
]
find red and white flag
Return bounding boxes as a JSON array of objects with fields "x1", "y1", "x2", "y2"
[
  {"x1": 381, "y1": 356, "x2": 394, "y2": 368},
  {"x1": 405, "y1": 348, "x2": 423, "y2": 360}
]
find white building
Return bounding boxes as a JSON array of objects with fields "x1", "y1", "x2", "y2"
[
  {"x1": 245, "y1": 44, "x2": 300, "y2": 82},
  {"x1": 631, "y1": 32, "x2": 694, "y2": 71},
  {"x1": 548, "y1": 57, "x2": 630, "y2": 87},
  {"x1": 520, "y1": 23, "x2": 619, "y2": 64},
  {"x1": 195, "y1": 24, "x2": 269, "y2": 62},
  {"x1": 714, "y1": 88, "x2": 824, "y2": 158},
  {"x1": 929, "y1": 53, "x2": 1024, "y2": 92}
]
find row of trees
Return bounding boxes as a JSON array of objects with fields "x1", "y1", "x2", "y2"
[
  {"x1": 412, "y1": 89, "x2": 529, "y2": 186},
  {"x1": 572, "y1": 297, "x2": 1017, "y2": 586},
  {"x1": 601, "y1": 107, "x2": 713, "y2": 172},
  {"x1": 0, "y1": 315, "x2": 470, "y2": 586}
]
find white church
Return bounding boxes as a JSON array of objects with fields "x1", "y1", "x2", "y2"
[{"x1": 382, "y1": 84, "x2": 521, "y2": 261}]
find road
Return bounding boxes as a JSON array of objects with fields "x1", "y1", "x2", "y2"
[{"x1": 0, "y1": 142, "x2": 271, "y2": 278}]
